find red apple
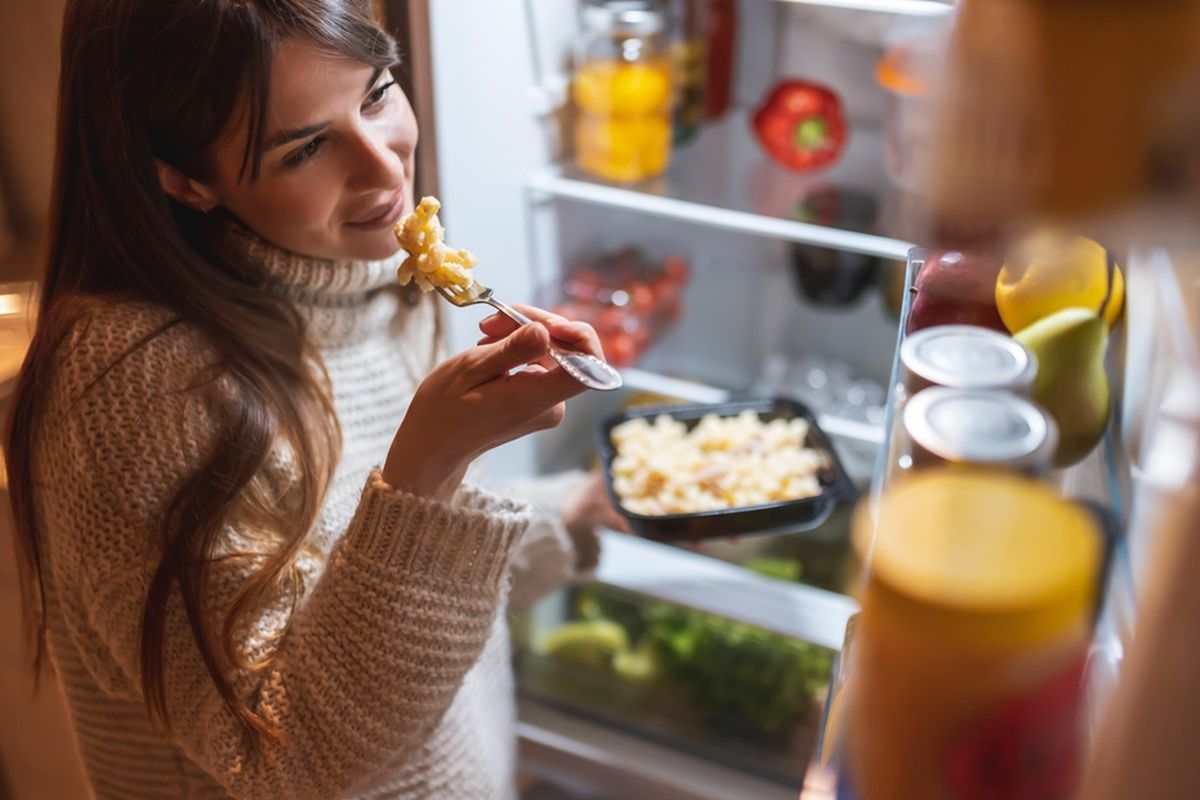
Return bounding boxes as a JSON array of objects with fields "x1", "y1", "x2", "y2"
[{"x1": 906, "y1": 250, "x2": 1007, "y2": 335}]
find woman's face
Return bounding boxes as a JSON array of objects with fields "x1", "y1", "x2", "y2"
[{"x1": 208, "y1": 39, "x2": 418, "y2": 262}]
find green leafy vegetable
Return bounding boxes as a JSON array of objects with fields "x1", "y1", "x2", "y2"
[{"x1": 543, "y1": 587, "x2": 835, "y2": 740}]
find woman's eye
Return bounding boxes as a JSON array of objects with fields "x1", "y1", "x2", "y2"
[
  {"x1": 364, "y1": 81, "x2": 397, "y2": 110},
  {"x1": 284, "y1": 136, "x2": 325, "y2": 168}
]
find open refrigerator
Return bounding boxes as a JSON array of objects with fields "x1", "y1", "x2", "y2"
[{"x1": 401, "y1": 0, "x2": 1200, "y2": 797}]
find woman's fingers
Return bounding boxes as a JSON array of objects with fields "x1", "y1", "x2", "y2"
[
  {"x1": 478, "y1": 312, "x2": 518, "y2": 337},
  {"x1": 459, "y1": 306, "x2": 602, "y2": 429},
  {"x1": 396, "y1": 325, "x2": 582, "y2": 494},
  {"x1": 500, "y1": 356, "x2": 588, "y2": 403},
  {"x1": 479, "y1": 305, "x2": 604, "y2": 359},
  {"x1": 522, "y1": 307, "x2": 603, "y2": 359},
  {"x1": 457, "y1": 323, "x2": 549, "y2": 388},
  {"x1": 532, "y1": 401, "x2": 567, "y2": 431},
  {"x1": 563, "y1": 470, "x2": 633, "y2": 534},
  {"x1": 592, "y1": 491, "x2": 632, "y2": 533}
]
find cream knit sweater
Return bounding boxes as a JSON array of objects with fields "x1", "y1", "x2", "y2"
[{"x1": 32, "y1": 234, "x2": 598, "y2": 799}]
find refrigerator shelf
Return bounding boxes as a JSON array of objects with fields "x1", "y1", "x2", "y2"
[
  {"x1": 594, "y1": 531, "x2": 858, "y2": 652},
  {"x1": 512, "y1": 581, "x2": 836, "y2": 788},
  {"x1": 516, "y1": 699, "x2": 801, "y2": 800},
  {"x1": 621, "y1": 366, "x2": 885, "y2": 446},
  {"x1": 526, "y1": 114, "x2": 914, "y2": 260},
  {"x1": 770, "y1": 0, "x2": 953, "y2": 15}
]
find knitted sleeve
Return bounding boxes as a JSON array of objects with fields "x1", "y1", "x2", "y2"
[
  {"x1": 500, "y1": 471, "x2": 602, "y2": 611},
  {"x1": 33, "y1": 305, "x2": 530, "y2": 800}
]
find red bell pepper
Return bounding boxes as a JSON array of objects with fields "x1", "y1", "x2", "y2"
[{"x1": 752, "y1": 80, "x2": 847, "y2": 172}]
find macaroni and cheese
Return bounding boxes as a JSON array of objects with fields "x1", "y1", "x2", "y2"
[
  {"x1": 609, "y1": 410, "x2": 826, "y2": 515},
  {"x1": 394, "y1": 196, "x2": 478, "y2": 294}
]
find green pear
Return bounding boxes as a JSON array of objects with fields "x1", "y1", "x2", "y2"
[{"x1": 1015, "y1": 307, "x2": 1110, "y2": 467}]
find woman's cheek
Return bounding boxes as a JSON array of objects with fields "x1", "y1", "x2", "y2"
[
  {"x1": 380, "y1": 105, "x2": 418, "y2": 167},
  {"x1": 276, "y1": 177, "x2": 339, "y2": 231}
]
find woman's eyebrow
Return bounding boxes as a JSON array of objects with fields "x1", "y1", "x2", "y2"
[
  {"x1": 263, "y1": 68, "x2": 387, "y2": 152},
  {"x1": 265, "y1": 122, "x2": 329, "y2": 151}
]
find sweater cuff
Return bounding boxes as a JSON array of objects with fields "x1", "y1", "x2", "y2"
[
  {"x1": 343, "y1": 470, "x2": 532, "y2": 587},
  {"x1": 504, "y1": 471, "x2": 602, "y2": 574}
]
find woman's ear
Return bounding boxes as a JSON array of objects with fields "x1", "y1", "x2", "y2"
[{"x1": 155, "y1": 160, "x2": 219, "y2": 212}]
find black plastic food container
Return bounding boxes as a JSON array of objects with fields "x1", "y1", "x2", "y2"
[{"x1": 597, "y1": 398, "x2": 858, "y2": 542}]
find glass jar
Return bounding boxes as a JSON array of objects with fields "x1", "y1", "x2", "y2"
[
  {"x1": 550, "y1": 247, "x2": 691, "y2": 367},
  {"x1": 876, "y1": 20, "x2": 945, "y2": 194},
  {"x1": 700, "y1": 0, "x2": 736, "y2": 121},
  {"x1": 667, "y1": 0, "x2": 706, "y2": 145},
  {"x1": 849, "y1": 470, "x2": 1102, "y2": 800},
  {"x1": 573, "y1": 0, "x2": 673, "y2": 183}
]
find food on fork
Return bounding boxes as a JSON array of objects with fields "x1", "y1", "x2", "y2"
[{"x1": 394, "y1": 196, "x2": 478, "y2": 295}]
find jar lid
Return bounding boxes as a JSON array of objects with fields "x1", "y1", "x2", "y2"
[
  {"x1": 901, "y1": 325, "x2": 1037, "y2": 393},
  {"x1": 904, "y1": 387, "x2": 1058, "y2": 469},
  {"x1": 854, "y1": 470, "x2": 1099, "y2": 629},
  {"x1": 582, "y1": 0, "x2": 666, "y2": 37}
]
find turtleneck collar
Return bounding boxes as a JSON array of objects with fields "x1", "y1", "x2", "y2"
[
  {"x1": 226, "y1": 222, "x2": 414, "y2": 347},
  {"x1": 228, "y1": 222, "x2": 405, "y2": 301}
]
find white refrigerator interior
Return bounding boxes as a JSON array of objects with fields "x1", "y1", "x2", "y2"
[{"x1": 421, "y1": 1, "x2": 1195, "y2": 797}]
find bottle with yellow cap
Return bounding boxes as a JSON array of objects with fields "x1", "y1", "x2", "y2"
[{"x1": 846, "y1": 469, "x2": 1102, "y2": 799}]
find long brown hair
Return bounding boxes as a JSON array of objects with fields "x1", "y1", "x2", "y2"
[{"x1": 3, "y1": 0, "x2": 398, "y2": 741}]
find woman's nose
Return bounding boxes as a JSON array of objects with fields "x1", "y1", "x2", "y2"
[{"x1": 347, "y1": 129, "x2": 404, "y2": 192}]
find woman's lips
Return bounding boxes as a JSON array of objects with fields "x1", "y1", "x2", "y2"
[{"x1": 345, "y1": 193, "x2": 405, "y2": 231}]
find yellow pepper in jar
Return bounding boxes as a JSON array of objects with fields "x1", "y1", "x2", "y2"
[
  {"x1": 575, "y1": 61, "x2": 671, "y2": 115},
  {"x1": 573, "y1": 58, "x2": 673, "y2": 183}
]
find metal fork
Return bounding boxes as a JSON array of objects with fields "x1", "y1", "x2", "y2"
[{"x1": 436, "y1": 281, "x2": 623, "y2": 392}]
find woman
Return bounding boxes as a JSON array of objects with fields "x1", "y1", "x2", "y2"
[{"x1": 5, "y1": 1, "x2": 617, "y2": 797}]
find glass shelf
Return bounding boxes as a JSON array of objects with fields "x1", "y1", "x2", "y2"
[
  {"x1": 516, "y1": 699, "x2": 802, "y2": 800},
  {"x1": 769, "y1": 0, "x2": 953, "y2": 15},
  {"x1": 527, "y1": 114, "x2": 915, "y2": 259},
  {"x1": 595, "y1": 531, "x2": 858, "y2": 652},
  {"x1": 621, "y1": 366, "x2": 885, "y2": 447}
]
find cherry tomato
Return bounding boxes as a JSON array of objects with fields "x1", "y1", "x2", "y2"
[
  {"x1": 564, "y1": 271, "x2": 603, "y2": 301},
  {"x1": 628, "y1": 284, "x2": 656, "y2": 315},
  {"x1": 596, "y1": 305, "x2": 627, "y2": 333},
  {"x1": 663, "y1": 255, "x2": 691, "y2": 286},
  {"x1": 650, "y1": 277, "x2": 683, "y2": 321},
  {"x1": 606, "y1": 331, "x2": 638, "y2": 366}
]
